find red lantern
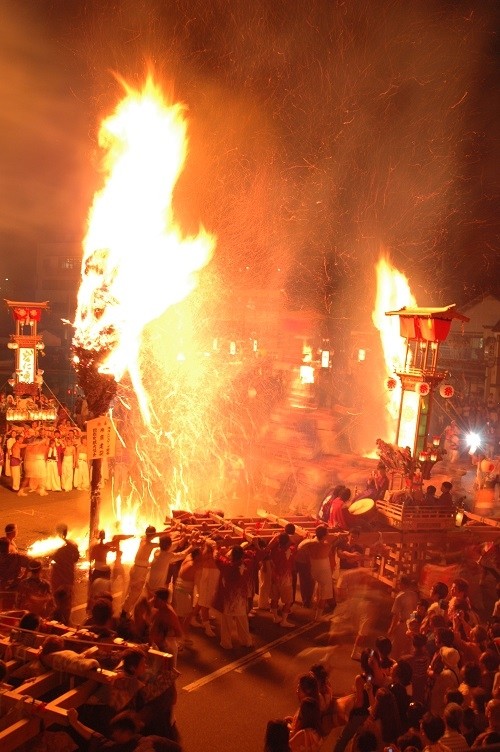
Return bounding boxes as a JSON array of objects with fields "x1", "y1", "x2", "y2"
[
  {"x1": 385, "y1": 377, "x2": 397, "y2": 391},
  {"x1": 439, "y1": 383, "x2": 454, "y2": 399},
  {"x1": 415, "y1": 382, "x2": 430, "y2": 396},
  {"x1": 480, "y1": 459, "x2": 495, "y2": 474}
]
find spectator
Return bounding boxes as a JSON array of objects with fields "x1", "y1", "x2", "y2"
[
  {"x1": 66, "y1": 708, "x2": 182, "y2": 750},
  {"x1": 389, "y1": 659, "x2": 413, "y2": 730},
  {"x1": 441, "y1": 703, "x2": 469, "y2": 752},
  {"x1": 420, "y1": 713, "x2": 449, "y2": 752},
  {"x1": 265, "y1": 720, "x2": 290, "y2": 752},
  {"x1": 403, "y1": 633, "x2": 430, "y2": 704},
  {"x1": 472, "y1": 699, "x2": 500, "y2": 745},
  {"x1": 363, "y1": 686, "x2": 402, "y2": 748},
  {"x1": 288, "y1": 698, "x2": 322, "y2": 752},
  {"x1": 310, "y1": 663, "x2": 335, "y2": 737}
]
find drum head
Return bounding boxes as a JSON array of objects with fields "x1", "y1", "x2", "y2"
[{"x1": 348, "y1": 498, "x2": 375, "y2": 516}]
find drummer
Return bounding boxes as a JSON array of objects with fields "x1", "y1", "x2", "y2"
[
  {"x1": 328, "y1": 487, "x2": 352, "y2": 528},
  {"x1": 353, "y1": 463, "x2": 389, "y2": 503}
]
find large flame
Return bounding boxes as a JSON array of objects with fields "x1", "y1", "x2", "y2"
[
  {"x1": 73, "y1": 76, "x2": 215, "y2": 425},
  {"x1": 372, "y1": 255, "x2": 417, "y2": 437}
]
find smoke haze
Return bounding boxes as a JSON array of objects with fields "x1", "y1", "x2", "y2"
[{"x1": 0, "y1": 0, "x2": 498, "y2": 319}]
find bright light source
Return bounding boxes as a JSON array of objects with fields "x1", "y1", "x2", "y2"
[
  {"x1": 299, "y1": 365, "x2": 315, "y2": 384},
  {"x1": 358, "y1": 348, "x2": 366, "y2": 362},
  {"x1": 321, "y1": 350, "x2": 330, "y2": 368},
  {"x1": 466, "y1": 432, "x2": 481, "y2": 454}
]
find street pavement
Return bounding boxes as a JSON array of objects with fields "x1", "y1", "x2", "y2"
[{"x1": 0, "y1": 479, "x2": 377, "y2": 752}]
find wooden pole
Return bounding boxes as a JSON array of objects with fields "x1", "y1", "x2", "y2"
[{"x1": 89, "y1": 457, "x2": 103, "y2": 554}]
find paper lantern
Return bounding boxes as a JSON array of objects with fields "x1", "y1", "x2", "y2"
[
  {"x1": 439, "y1": 383, "x2": 454, "y2": 399},
  {"x1": 415, "y1": 382, "x2": 430, "y2": 396},
  {"x1": 480, "y1": 459, "x2": 495, "y2": 474},
  {"x1": 386, "y1": 377, "x2": 397, "y2": 391}
]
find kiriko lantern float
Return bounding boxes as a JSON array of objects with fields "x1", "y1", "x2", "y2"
[{"x1": 384, "y1": 305, "x2": 469, "y2": 457}]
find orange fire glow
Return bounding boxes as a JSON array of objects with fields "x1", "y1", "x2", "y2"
[
  {"x1": 73, "y1": 76, "x2": 215, "y2": 425},
  {"x1": 372, "y1": 255, "x2": 417, "y2": 438},
  {"x1": 70, "y1": 75, "x2": 216, "y2": 538}
]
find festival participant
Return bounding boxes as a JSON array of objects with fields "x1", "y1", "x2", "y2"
[
  {"x1": 337, "y1": 528, "x2": 363, "y2": 571},
  {"x1": 16, "y1": 560, "x2": 53, "y2": 616},
  {"x1": 356, "y1": 465, "x2": 389, "y2": 503},
  {"x1": 0, "y1": 537, "x2": 31, "y2": 593},
  {"x1": 84, "y1": 598, "x2": 117, "y2": 640},
  {"x1": 438, "y1": 482, "x2": 455, "y2": 510},
  {"x1": 444, "y1": 421, "x2": 461, "y2": 464},
  {"x1": 328, "y1": 488, "x2": 352, "y2": 529},
  {"x1": 269, "y1": 533, "x2": 296, "y2": 628},
  {"x1": 294, "y1": 535, "x2": 315, "y2": 609},
  {"x1": 50, "y1": 524, "x2": 80, "y2": 622},
  {"x1": 4, "y1": 523, "x2": 18, "y2": 553},
  {"x1": 45, "y1": 438, "x2": 62, "y2": 491},
  {"x1": 150, "y1": 588, "x2": 183, "y2": 667},
  {"x1": 196, "y1": 538, "x2": 221, "y2": 637},
  {"x1": 173, "y1": 548, "x2": 202, "y2": 645},
  {"x1": 318, "y1": 485, "x2": 345, "y2": 524},
  {"x1": 89, "y1": 530, "x2": 119, "y2": 583},
  {"x1": 309, "y1": 525, "x2": 338, "y2": 619},
  {"x1": 11, "y1": 432, "x2": 26, "y2": 493},
  {"x1": 4, "y1": 428, "x2": 17, "y2": 478},
  {"x1": 121, "y1": 526, "x2": 169, "y2": 615},
  {"x1": 146, "y1": 534, "x2": 192, "y2": 596},
  {"x1": 336, "y1": 528, "x2": 365, "y2": 603},
  {"x1": 424, "y1": 486, "x2": 438, "y2": 504},
  {"x1": 130, "y1": 596, "x2": 152, "y2": 643},
  {"x1": 22, "y1": 435, "x2": 48, "y2": 496},
  {"x1": 49, "y1": 587, "x2": 73, "y2": 626},
  {"x1": 61, "y1": 436, "x2": 77, "y2": 491},
  {"x1": 215, "y1": 544, "x2": 253, "y2": 650},
  {"x1": 73, "y1": 435, "x2": 90, "y2": 490}
]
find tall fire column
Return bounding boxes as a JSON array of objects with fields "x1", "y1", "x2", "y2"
[{"x1": 385, "y1": 305, "x2": 469, "y2": 457}]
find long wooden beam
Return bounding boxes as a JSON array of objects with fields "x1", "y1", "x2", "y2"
[
  {"x1": 0, "y1": 718, "x2": 42, "y2": 752},
  {"x1": 46, "y1": 679, "x2": 98, "y2": 710}
]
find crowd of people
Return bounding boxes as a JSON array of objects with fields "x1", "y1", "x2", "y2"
[
  {"x1": 0, "y1": 422, "x2": 91, "y2": 495},
  {"x1": 3, "y1": 506, "x2": 500, "y2": 751},
  {"x1": 264, "y1": 570, "x2": 500, "y2": 752},
  {"x1": 3, "y1": 436, "x2": 500, "y2": 751}
]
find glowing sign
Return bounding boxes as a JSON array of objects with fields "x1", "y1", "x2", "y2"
[
  {"x1": 18, "y1": 347, "x2": 35, "y2": 384},
  {"x1": 396, "y1": 389, "x2": 419, "y2": 451}
]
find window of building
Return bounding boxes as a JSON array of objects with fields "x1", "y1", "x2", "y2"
[{"x1": 60, "y1": 257, "x2": 79, "y2": 270}]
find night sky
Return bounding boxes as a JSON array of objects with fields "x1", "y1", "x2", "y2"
[{"x1": 0, "y1": 0, "x2": 498, "y2": 322}]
